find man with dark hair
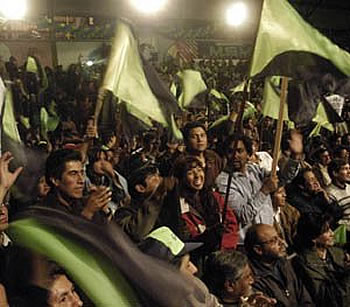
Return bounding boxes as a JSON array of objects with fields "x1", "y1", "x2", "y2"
[
  {"x1": 326, "y1": 159, "x2": 350, "y2": 231},
  {"x1": 312, "y1": 146, "x2": 332, "y2": 188},
  {"x1": 5, "y1": 247, "x2": 83, "y2": 306},
  {"x1": 244, "y1": 224, "x2": 313, "y2": 306},
  {"x1": 44, "y1": 149, "x2": 111, "y2": 223},
  {"x1": 115, "y1": 164, "x2": 174, "y2": 242},
  {"x1": 216, "y1": 133, "x2": 301, "y2": 244},
  {"x1": 180, "y1": 121, "x2": 224, "y2": 188},
  {"x1": 203, "y1": 250, "x2": 276, "y2": 306}
]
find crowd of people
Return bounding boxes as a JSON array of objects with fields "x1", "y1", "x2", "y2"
[{"x1": 0, "y1": 50, "x2": 350, "y2": 306}]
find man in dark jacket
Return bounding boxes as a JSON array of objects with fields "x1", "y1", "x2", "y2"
[
  {"x1": 244, "y1": 224, "x2": 314, "y2": 306},
  {"x1": 44, "y1": 149, "x2": 110, "y2": 224},
  {"x1": 114, "y1": 164, "x2": 175, "y2": 242}
]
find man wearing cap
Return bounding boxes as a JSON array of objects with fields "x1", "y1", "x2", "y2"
[
  {"x1": 114, "y1": 165, "x2": 175, "y2": 242},
  {"x1": 139, "y1": 226, "x2": 221, "y2": 306}
]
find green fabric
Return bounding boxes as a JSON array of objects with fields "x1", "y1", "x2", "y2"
[
  {"x1": 170, "y1": 82, "x2": 177, "y2": 97},
  {"x1": 146, "y1": 227, "x2": 185, "y2": 256},
  {"x1": 40, "y1": 106, "x2": 59, "y2": 139},
  {"x1": 209, "y1": 102, "x2": 256, "y2": 128},
  {"x1": 26, "y1": 56, "x2": 38, "y2": 74},
  {"x1": 230, "y1": 80, "x2": 250, "y2": 95},
  {"x1": 169, "y1": 114, "x2": 183, "y2": 140},
  {"x1": 310, "y1": 102, "x2": 334, "y2": 136},
  {"x1": 3, "y1": 88, "x2": 21, "y2": 143},
  {"x1": 101, "y1": 21, "x2": 169, "y2": 126},
  {"x1": 177, "y1": 70, "x2": 207, "y2": 109},
  {"x1": 333, "y1": 224, "x2": 347, "y2": 244},
  {"x1": 210, "y1": 89, "x2": 229, "y2": 103},
  {"x1": 249, "y1": 0, "x2": 350, "y2": 77},
  {"x1": 262, "y1": 76, "x2": 289, "y2": 120},
  {"x1": 8, "y1": 218, "x2": 139, "y2": 306},
  {"x1": 243, "y1": 101, "x2": 257, "y2": 120},
  {"x1": 209, "y1": 115, "x2": 229, "y2": 130}
]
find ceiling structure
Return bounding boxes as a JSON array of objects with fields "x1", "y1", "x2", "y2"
[
  {"x1": 26, "y1": 0, "x2": 350, "y2": 28},
  {"x1": 20, "y1": 0, "x2": 350, "y2": 47}
]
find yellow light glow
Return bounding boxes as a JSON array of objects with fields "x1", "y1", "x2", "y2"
[
  {"x1": 0, "y1": 0, "x2": 27, "y2": 20},
  {"x1": 226, "y1": 2, "x2": 248, "y2": 26},
  {"x1": 131, "y1": 0, "x2": 167, "y2": 14}
]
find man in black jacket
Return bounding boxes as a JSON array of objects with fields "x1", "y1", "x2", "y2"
[{"x1": 244, "y1": 224, "x2": 314, "y2": 306}]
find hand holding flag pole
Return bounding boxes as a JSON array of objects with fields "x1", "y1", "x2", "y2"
[{"x1": 220, "y1": 79, "x2": 249, "y2": 248}]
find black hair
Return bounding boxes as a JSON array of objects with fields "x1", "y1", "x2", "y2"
[
  {"x1": 182, "y1": 121, "x2": 207, "y2": 144},
  {"x1": 203, "y1": 251, "x2": 248, "y2": 297},
  {"x1": 45, "y1": 149, "x2": 82, "y2": 188},
  {"x1": 127, "y1": 164, "x2": 159, "y2": 199},
  {"x1": 328, "y1": 158, "x2": 348, "y2": 181},
  {"x1": 223, "y1": 133, "x2": 253, "y2": 156},
  {"x1": 333, "y1": 146, "x2": 349, "y2": 160},
  {"x1": 295, "y1": 213, "x2": 333, "y2": 250},
  {"x1": 291, "y1": 167, "x2": 313, "y2": 188},
  {"x1": 313, "y1": 146, "x2": 329, "y2": 163},
  {"x1": 172, "y1": 156, "x2": 204, "y2": 181}
]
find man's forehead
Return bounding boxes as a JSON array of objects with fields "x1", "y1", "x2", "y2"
[
  {"x1": 190, "y1": 127, "x2": 206, "y2": 134},
  {"x1": 257, "y1": 225, "x2": 276, "y2": 240},
  {"x1": 63, "y1": 160, "x2": 83, "y2": 171},
  {"x1": 230, "y1": 140, "x2": 245, "y2": 149}
]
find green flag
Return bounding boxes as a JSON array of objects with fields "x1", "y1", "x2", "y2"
[
  {"x1": 9, "y1": 218, "x2": 138, "y2": 306},
  {"x1": 8, "y1": 207, "x2": 207, "y2": 307},
  {"x1": 177, "y1": 69, "x2": 207, "y2": 109},
  {"x1": 262, "y1": 76, "x2": 289, "y2": 120},
  {"x1": 40, "y1": 104, "x2": 59, "y2": 140},
  {"x1": 99, "y1": 21, "x2": 180, "y2": 127},
  {"x1": 2, "y1": 87, "x2": 21, "y2": 143},
  {"x1": 310, "y1": 101, "x2": 334, "y2": 136},
  {"x1": 249, "y1": 0, "x2": 350, "y2": 78},
  {"x1": 230, "y1": 80, "x2": 251, "y2": 95},
  {"x1": 210, "y1": 89, "x2": 229, "y2": 103}
]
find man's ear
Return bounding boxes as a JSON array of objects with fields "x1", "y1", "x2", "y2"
[
  {"x1": 253, "y1": 245, "x2": 263, "y2": 256},
  {"x1": 135, "y1": 184, "x2": 146, "y2": 193},
  {"x1": 50, "y1": 177, "x2": 60, "y2": 188}
]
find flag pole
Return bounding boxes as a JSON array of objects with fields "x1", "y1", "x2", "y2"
[
  {"x1": 220, "y1": 79, "x2": 248, "y2": 248},
  {"x1": 271, "y1": 77, "x2": 289, "y2": 176}
]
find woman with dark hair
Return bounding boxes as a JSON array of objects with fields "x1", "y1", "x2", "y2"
[
  {"x1": 293, "y1": 214, "x2": 350, "y2": 307},
  {"x1": 286, "y1": 168, "x2": 342, "y2": 220},
  {"x1": 160, "y1": 156, "x2": 238, "y2": 254}
]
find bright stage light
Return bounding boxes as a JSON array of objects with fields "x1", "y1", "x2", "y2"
[
  {"x1": 86, "y1": 60, "x2": 94, "y2": 67},
  {"x1": 131, "y1": 0, "x2": 167, "y2": 14},
  {"x1": 226, "y1": 2, "x2": 248, "y2": 26},
  {"x1": 0, "y1": 0, "x2": 27, "y2": 20}
]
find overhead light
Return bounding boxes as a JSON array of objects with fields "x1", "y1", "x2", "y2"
[
  {"x1": 226, "y1": 2, "x2": 248, "y2": 26},
  {"x1": 0, "y1": 0, "x2": 27, "y2": 20},
  {"x1": 130, "y1": 0, "x2": 167, "y2": 14}
]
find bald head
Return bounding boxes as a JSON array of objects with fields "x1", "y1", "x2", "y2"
[{"x1": 245, "y1": 224, "x2": 287, "y2": 262}]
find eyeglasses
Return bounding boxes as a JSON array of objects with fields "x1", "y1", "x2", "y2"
[{"x1": 256, "y1": 236, "x2": 281, "y2": 246}]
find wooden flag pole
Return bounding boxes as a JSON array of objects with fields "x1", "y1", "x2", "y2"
[{"x1": 271, "y1": 77, "x2": 289, "y2": 176}]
